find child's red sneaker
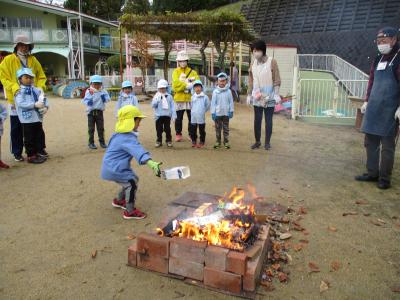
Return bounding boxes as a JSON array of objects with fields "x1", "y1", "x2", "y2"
[
  {"x1": 112, "y1": 198, "x2": 126, "y2": 209},
  {"x1": 175, "y1": 134, "x2": 182, "y2": 142},
  {"x1": 191, "y1": 143, "x2": 197, "y2": 148},
  {"x1": 123, "y1": 208, "x2": 147, "y2": 220},
  {"x1": 197, "y1": 143, "x2": 204, "y2": 148},
  {"x1": 0, "y1": 160, "x2": 10, "y2": 169}
]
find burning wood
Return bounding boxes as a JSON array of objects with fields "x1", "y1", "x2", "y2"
[{"x1": 157, "y1": 186, "x2": 259, "y2": 251}]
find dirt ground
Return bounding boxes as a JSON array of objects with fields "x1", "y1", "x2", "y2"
[{"x1": 0, "y1": 96, "x2": 399, "y2": 300}]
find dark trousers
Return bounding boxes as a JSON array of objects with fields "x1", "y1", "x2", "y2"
[
  {"x1": 88, "y1": 110, "x2": 105, "y2": 144},
  {"x1": 156, "y1": 116, "x2": 172, "y2": 143},
  {"x1": 215, "y1": 116, "x2": 229, "y2": 143},
  {"x1": 22, "y1": 122, "x2": 45, "y2": 157},
  {"x1": 118, "y1": 179, "x2": 138, "y2": 213},
  {"x1": 10, "y1": 115, "x2": 24, "y2": 156},
  {"x1": 254, "y1": 106, "x2": 274, "y2": 145},
  {"x1": 175, "y1": 109, "x2": 191, "y2": 136},
  {"x1": 364, "y1": 133, "x2": 397, "y2": 182},
  {"x1": 190, "y1": 123, "x2": 206, "y2": 144}
]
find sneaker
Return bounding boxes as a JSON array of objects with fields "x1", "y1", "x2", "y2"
[
  {"x1": 377, "y1": 179, "x2": 391, "y2": 190},
  {"x1": 191, "y1": 142, "x2": 197, "y2": 148},
  {"x1": 155, "y1": 142, "x2": 162, "y2": 148},
  {"x1": 0, "y1": 160, "x2": 10, "y2": 169},
  {"x1": 123, "y1": 208, "x2": 147, "y2": 220},
  {"x1": 37, "y1": 150, "x2": 49, "y2": 158},
  {"x1": 354, "y1": 173, "x2": 379, "y2": 182},
  {"x1": 99, "y1": 142, "x2": 107, "y2": 149},
  {"x1": 264, "y1": 143, "x2": 271, "y2": 150},
  {"x1": 251, "y1": 142, "x2": 261, "y2": 149},
  {"x1": 175, "y1": 134, "x2": 183, "y2": 142},
  {"x1": 213, "y1": 143, "x2": 221, "y2": 149},
  {"x1": 167, "y1": 142, "x2": 173, "y2": 147},
  {"x1": 112, "y1": 198, "x2": 126, "y2": 209},
  {"x1": 88, "y1": 143, "x2": 97, "y2": 150},
  {"x1": 197, "y1": 143, "x2": 204, "y2": 148},
  {"x1": 27, "y1": 155, "x2": 46, "y2": 164},
  {"x1": 14, "y1": 155, "x2": 24, "y2": 162},
  {"x1": 224, "y1": 143, "x2": 231, "y2": 149}
]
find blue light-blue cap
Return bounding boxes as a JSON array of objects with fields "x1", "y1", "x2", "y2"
[
  {"x1": 193, "y1": 79, "x2": 203, "y2": 87},
  {"x1": 217, "y1": 72, "x2": 228, "y2": 79},
  {"x1": 377, "y1": 27, "x2": 399, "y2": 38},
  {"x1": 121, "y1": 80, "x2": 133, "y2": 88},
  {"x1": 16, "y1": 67, "x2": 35, "y2": 79},
  {"x1": 90, "y1": 75, "x2": 102, "y2": 84}
]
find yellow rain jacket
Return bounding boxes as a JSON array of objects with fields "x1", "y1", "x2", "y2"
[
  {"x1": 172, "y1": 67, "x2": 199, "y2": 103},
  {"x1": 0, "y1": 53, "x2": 46, "y2": 105}
]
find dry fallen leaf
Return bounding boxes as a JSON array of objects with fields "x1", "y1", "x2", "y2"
[
  {"x1": 363, "y1": 213, "x2": 371, "y2": 217},
  {"x1": 391, "y1": 285, "x2": 400, "y2": 293},
  {"x1": 280, "y1": 232, "x2": 292, "y2": 240},
  {"x1": 298, "y1": 206, "x2": 307, "y2": 215},
  {"x1": 377, "y1": 219, "x2": 386, "y2": 224},
  {"x1": 343, "y1": 212, "x2": 358, "y2": 216},
  {"x1": 355, "y1": 200, "x2": 369, "y2": 205},
  {"x1": 293, "y1": 244, "x2": 303, "y2": 252},
  {"x1": 330, "y1": 261, "x2": 340, "y2": 272},
  {"x1": 320, "y1": 280, "x2": 330, "y2": 293},
  {"x1": 308, "y1": 262, "x2": 320, "y2": 273},
  {"x1": 299, "y1": 239, "x2": 309, "y2": 244},
  {"x1": 261, "y1": 281, "x2": 275, "y2": 291},
  {"x1": 370, "y1": 220, "x2": 383, "y2": 226},
  {"x1": 271, "y1": 263, "x2": 281, "y2": 271},
  {"x1": 91, "y1": 250, "x2": 97, "y2": 259},
  {"x1": 396, "y1": 223, "x2": 400, "y2": 229},
  {"x1": 302, "y1": 231, "x2": 310, "y2": 236},
  {"x1": 278, "y1": 272, "x2": 288, "y2": 282},
  {"x1": 328, "y1": 226, "x2": 337, "y2": 232},
  {"x1": 127, "y1": 234, "x2": 136, "y2": 240},
  {"x1": 286, "y1": 253, "x2": 293, "y2": 263}
]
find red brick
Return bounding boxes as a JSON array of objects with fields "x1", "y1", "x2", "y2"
[
  {"x1": 204, "y1": 267, "x2": 242, "y2": 294},
  {"x1": 226, "y1": 251, "x2": 247, "y2": 275},
  {"x1": 137, "y1": 232, "x2": 170, "y2": 258},
  {"x1": 243, "y1": 252, "x2": 263, "y2": 292},
  {"x1": 170, "y1": 237, "x2": 207, "y2": 263},
  {"x1": 258, "y1": 225, "x2": 270, "y2": 241},
  {"x1": 243, "y1": 243, "x2": 261, "y2": 260},
  {"x1": 127, "y1": 241, "x2": 137, "y2": 267},
  {"x1": 205, "y1": 245, "x2": 229, "y2": 271},
  {"x1": 137, "y1": 253, "x2": 169, "y2": 274},
  {"x1": 169, "y1": 256, "x2": 204, "y2": 281}
]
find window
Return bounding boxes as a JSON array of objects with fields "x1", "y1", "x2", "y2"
[{"x1": 1, "y1": 17, "x2": 42, "y2": 29}]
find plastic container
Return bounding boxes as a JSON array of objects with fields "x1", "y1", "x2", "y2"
[{"x1": 161, "y1": 166, "x2": 190, "y2": 180}]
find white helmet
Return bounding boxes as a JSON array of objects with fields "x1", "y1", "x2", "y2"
[
  {"x1": 157, "y1": 79, "x2": 168, "y2": 89},
  {"x1": 176, "y1": 50, "x2": 189, "y2": 61},
  {"x1": 13, "y1": 34, "x2": 34, "y2": 52}
]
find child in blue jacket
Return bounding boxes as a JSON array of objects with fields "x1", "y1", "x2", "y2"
[
  {"x1": 14, "y1": 68, "x2": 49, "y2": 164},
  {"x1": 101, "y1": 105, "x2": 162, "y2": 220},
  {"x1": 0, "y1": 102, "x2": 9, "y2": 168},
  {"x1": 190, "y1": 80, "x2": 210, "y2": 148},
  {"x1": 82, "y1": 75, "x2": 110, "y2": 150},
  {"x1": 210, "y1": 72, "x2": 234, "y2": 149},
  {"x1": 151, "y1": 79, "x2": 176, "y2": 148},
  {"x1": 115, "y1": 80, "x2": 139, "y2": 116}
]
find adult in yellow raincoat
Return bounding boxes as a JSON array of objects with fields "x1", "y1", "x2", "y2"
[
  {"x1": 171, "y1": 51, "x2": 199, "y2": 142},
  {"x1": 0, "y1": 34, "x2": 47, "y2": 161}
]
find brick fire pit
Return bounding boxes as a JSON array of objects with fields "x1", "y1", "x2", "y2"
[{"x1": 127, "y1": 192, "x2": 271, "y2": 299}]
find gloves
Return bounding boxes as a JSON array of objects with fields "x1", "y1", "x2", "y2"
[
  {"x1": 273, "y1": 94, "x2": 281, "y2": 104},
  {"x1": 87, "y1": 99, "x2": 93, "y2": 106},
  {"x1": 146, "y1": 160, "x2": 162, "y2": 177},
  {"x1": 38, "y1": 92, "x2": 45, "y2": 103},
  {"x1": 39, "y1": 107, "x2": 48, "y2": 115},
  {"x1": 228, "y1": 112, "x2": 233, "y2": 119},
  {"x1": 395, "y1": 106, "x2": 400, "y2": 120},
  {"x1": 34, "y1": 101, "x2": 45, "y2": 109},
  {"x1": 101, "y1": 94, "x2": 107, "y2": 103},
  {"x1": 361, "y1": 102, "x2": 367, "y2": 114},
  {"x1": 212, "y1": 113, "x2": 216, "y2": 121},
  {"x1": 246, "y1": 95, "x2": 252, "y2": 105}
]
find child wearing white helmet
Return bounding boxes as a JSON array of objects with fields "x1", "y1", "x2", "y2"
[
  {"x1": 115, "y1": 80, "x2": 139, "y2": 116},
  {"x1": 190, "y1": 80, "x2": 210, "y2": 148},
  {"x1": 0, "y1": 102, "x2": 10, "y2": 168},
  {"x1": 82, "y1": 75, "x2": 110, "y2": 149},
  {"x1": 151, "y1": 79, "x2": 176, "y2": 147},
  {"x1": 14, "y1": 67, "x2": 49, "y2": 164}
]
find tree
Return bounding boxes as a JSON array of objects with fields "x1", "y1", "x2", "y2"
[
  {"x1": 64, "y1": 0, "x2": 124, "y2": 20},
  {"x1": 151, "y1": 0, "x2": 231, "y2": 13},
  {"x1": 106, "y1": 54, "x2": 126, "y2": 72},
  {"x1": 124, "y1": 0, "x2": 150, "y2": 15}
]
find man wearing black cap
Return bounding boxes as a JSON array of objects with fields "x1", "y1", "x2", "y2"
[{"x1": 355, "y1": 27, "x2": 400, "y2": 189}]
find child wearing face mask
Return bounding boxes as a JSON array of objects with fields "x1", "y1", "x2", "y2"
[
  {"x1": 210, "y1": 72, "x2": 234, "y2": 149},
  {"x1": 115, "y1": 80, "x2": 139, "y2": 116},
  {"x1": 82, "y1": 75, "x2": 110, "y2": 150},
  {"x1": 0, "y1": 102, "x2": 10, "y2": 169},
  {"x1": 190, "y1": 80, "x2": 210, "y2": 148},
  {"x1": 152, "y1": 79, "x2": 176, "y2": 148},
  {"x1": 101, "y1": 105, "x2": 162, "y2": 220}
]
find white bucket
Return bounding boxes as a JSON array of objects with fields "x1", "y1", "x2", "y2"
[{"x1": 161, "y1": 166, "x2": 190, "y2": 180}]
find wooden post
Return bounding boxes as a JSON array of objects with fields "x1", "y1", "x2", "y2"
[{"x1": 238, "y1": 41, "x2": 242, "y2": 93}]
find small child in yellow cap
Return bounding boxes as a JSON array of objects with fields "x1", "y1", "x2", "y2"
[{"x1": 101, "y1": 105, "x2": 162, "y2": 220}]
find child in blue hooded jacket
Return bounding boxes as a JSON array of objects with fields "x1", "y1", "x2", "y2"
[
  {"x1": 210, "y1": 72, "x2": 234, "y2": 149},
  {"x1": 151, "y1": 79, "x2": 176, "y2": 148},
  {"x1": 190, "y1": 80, "x2": 210, "y2": 148},
  {"x1": 115, "y1": 80, "x2": 139, "y2": 116},
  {"x1": 101, "y1": 105, "x2": 162, "y2": 220},
  {"x1": 0, "y1": 102, "x2": 9, "y2": 168},
  {"x1": 14, "y1": 68, "x2": 49, "y2": 164},
  {"x1": 82, "y1": 75, "x2": 110, "y2": 150}
]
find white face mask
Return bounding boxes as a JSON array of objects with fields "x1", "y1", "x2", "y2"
[
  {"x1": 178, "y1": 61, "x2": 188, "y2": 68},
  {"x1": 378, "y1": 43, "x2": 393, "y2": 55},
  {"x1": 253, "y1": 51, "x2": 263, "y2": 60},
  {"x1": 17, "y1": 50, "x2": 28, "y2": 57}
]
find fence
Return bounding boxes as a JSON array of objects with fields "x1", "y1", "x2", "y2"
[{"x1": 294, "y1": 54, "x2": 369, "y2": 119}]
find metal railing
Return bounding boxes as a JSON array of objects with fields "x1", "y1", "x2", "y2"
[{"x1": 294, "y1": 54, "x2": 369, "y2": 119}]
